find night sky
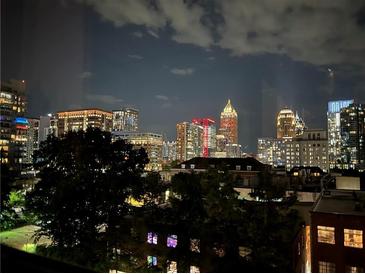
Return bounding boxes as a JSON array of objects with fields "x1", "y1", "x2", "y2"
[{"x1": 3, "y1": 0, "x2": 365, "y2": 152}]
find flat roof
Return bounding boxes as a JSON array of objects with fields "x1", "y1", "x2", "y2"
[
  {"x1": 57, "y1": 108, "x2": 112, "y2": 114},
  {"x1": 312, "y1": 190, "x2": 365, "y2": 216}
]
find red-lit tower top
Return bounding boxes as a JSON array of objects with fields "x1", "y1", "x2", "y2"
[{"x1": 192, "y1": 118, "x2": 215, "y2": 157}]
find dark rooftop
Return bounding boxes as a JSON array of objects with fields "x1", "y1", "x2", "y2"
[
  {"x1": 312, "y1": 190, "x2": 365, "y2": 216},
  {"x1": 172, "y1": 157, "x2": 269, "y2": 171}
]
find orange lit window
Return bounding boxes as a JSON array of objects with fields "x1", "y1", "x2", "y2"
[
  {"x1": 317, "y1": 226, "x2": 335, "y2": 244},
  {"x1": 344, "y1": 229, "x2": 363, "y2": 248}
]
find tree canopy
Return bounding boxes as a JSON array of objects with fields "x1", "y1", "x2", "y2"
[{"x1": 27, "y1": 128, "x2": 149, "y2": 250}]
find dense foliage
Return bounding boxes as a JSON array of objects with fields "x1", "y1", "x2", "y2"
[
  {"x1": 26, "y1": 128, "x2": 153, "y2": 268},
  {"x1": 146, "y1": 168, "x2": 302, "y2": 272}
]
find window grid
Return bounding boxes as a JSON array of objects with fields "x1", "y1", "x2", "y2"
[{"x1": 319, "y1": 261, "x2": 335, "y2": 273}]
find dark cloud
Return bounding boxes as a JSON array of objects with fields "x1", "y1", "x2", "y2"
[{"x1": 84, "y1": 0, "x2": 365, "y2": 68}]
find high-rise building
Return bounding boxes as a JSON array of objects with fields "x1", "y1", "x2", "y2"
[
  {"x1": 176, "y1": 122, "x2": 203, "y2": 162},
  {"x1": 162, "y1": 141, "x2": 177, "y2": 163},
  {"x1": 285, "y1": 129, "x2": 329, "y2": 172},
  {"x1": 219, "y1": 99, "x2": 238, "y2": 145},
  {"x1": 0, "y1": 79, "x2": 27, "y2": 167},
  {"x1": 57, "y1": 108, "x2": 112, "y2": 136},
  {"x1": 340, "y1": 103, "x2": 365, "y2": 170},
  {"x1": 327, "y1": 100, "x2": 354, "y2": 169},
  {"x1": 277, "y1": 108, "x2": 296, "y2": 139},
  {"x1": 39, "y1": 114, "x2": 58, "y2": 142},
  {"x1": 112, "y1": 107, "x2": 139, "y2": 132},
  {"x1": 257, "y1": 138, "x2": 286, "y2": 166},
  {"x1": 112, "y1": 131, "x2": 163, "y2": 171},
  {"x1": 25, "y1": 118, "x2": 40, "y2": 164},
  {"x1": 192, "y1": 118, "x2": 216, "y2": 157},
  {"x1": 214, "y1": 134, "x2": 228, "y2": 158}
]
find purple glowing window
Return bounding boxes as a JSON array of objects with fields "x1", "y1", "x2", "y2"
[
  {"x1": 167, "y1": 234, "x2": 178, "y2": 248},
  {"x1": 147, "y1": 232, "x2": 158, "y2": 245}
]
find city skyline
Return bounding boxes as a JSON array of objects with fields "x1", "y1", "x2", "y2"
[{"x1": 3, "y1": 0, "x2": 365, "y2": 152}]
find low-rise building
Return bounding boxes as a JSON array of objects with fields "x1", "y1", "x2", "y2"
[{"x1": 311, "y1": 190, "x2": 365, "y2": 273}]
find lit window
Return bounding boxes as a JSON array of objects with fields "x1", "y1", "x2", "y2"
[
  {"x1": 147, "y1": 232, "x2": 158, "y2": 245},
  {"x1": 147, "y1": 256, "x2": 157, "y2": 267},
  {"x1": 238, "y1": 246, "x2": 252, "y2": 258},
  {"x1": 317, "y1": 226, "x2": 335, "y2": 244},
  {"x1": 167, "y1": 260, "x2": 177, "y2": 273},
  {"x1": 190, "y1": 266, "x2": 200, "y2": 273},
  {"x1": 167, "y1": 234, "x2": 178, "y2": 248},
  {"x1": 190, "y1": 239, "x2": 200, "y2": 253},
  {"x1": 319, "y1": 261, "x2": 335, "y2": 273},
  {"x1": 346, "y1": 266, "x2": 364, "y2": 273},
  {"x1": 344, "y1": 229, "x2": 363, "y2": 248}
]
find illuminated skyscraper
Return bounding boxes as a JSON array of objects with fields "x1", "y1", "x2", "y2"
[
  {"x1": 340, "y1": 103, "x2": 365, "y2": 170},
  {"x1": 176, "y1": 122, "x2": 203, "y2": 162},
  {"x1": 57, "y1": 108, "x2": 112, "y2": 136},
  {"x1": 327, "y1": 100, "x2": 354, "y2": 169},
  {"x1": 219, "y1": 99, "x2": 238, "y2": 145},
  {"x1": 0, "y1": 79, "x2": 27, "y2": 167},
  {"x1": 112, "y1": 107, "x2": 139, "y2": 132},
  {"x1": 25, "y1": 118, "x2": 39, "y2": 164},
  {"x1": 192, "y1": 118, "x2": 216, "y2": 157},
  {"x1": 277, "y1": 108, "x2": 296, "y2": 139}
]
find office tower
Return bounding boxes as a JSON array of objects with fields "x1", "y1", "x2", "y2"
[
  {"x1": 39, "y1": 114, "x2": 58, "y2": 143},
  {"x1": 213, "y1": 134, "x2": 228, "y2": 158},
  {"x1": 192, "y1": 118, "x2": 216, "y2": 157},
  {"x1": 112, "y1": 107, "x2": 139, "y2": 132},
  {"x1": 162, "y1": 141, "x2": 177, "y2": 163},
  {"x1": 257, "y1": 138, "x2": 286, "y2": 166},
  {"x1": 219, "y1": 99, "x2": 238, "y2": 145},
  {"x1": 112, "y1": 132, "x2": 163, "y2": 171},
  {"x1": 176, "y1": 122, "x2": 203, "y2": 162},
  {"x1": 25, "y1": 118, "x2": 40, "y2": 164},
  {"x1": 340, "y1": 103, "x2": 365, "y2": 170},
  {"x1": 276, "y1": 108, "x2": 296, "y2": 139},
  {"x1": 327, "y1": 100, "x2": 354, "y2": 169},
  {"x1": 0, "y1": 79, "x2": 27, "y2": 166},
  {"x1": 57, "y1": 108, "x2": 112, "y2": 136},
  {"x1": 285, "y1": 129, "x2": 329, "y2": 172}
]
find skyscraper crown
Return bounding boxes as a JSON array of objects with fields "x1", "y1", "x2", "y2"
[{"x1": 222, "y1": 99, "x2": 237, "y2": 116}]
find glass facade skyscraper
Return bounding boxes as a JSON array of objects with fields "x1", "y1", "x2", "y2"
[
  {"x1": 327, "y1": 99, "x2": 354, "y2": 169},
  {"x1": 340, "y1": 103, "x2": 365, "y2": 170}
]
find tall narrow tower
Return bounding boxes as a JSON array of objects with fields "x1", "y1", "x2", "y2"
[{"x1": 219, "y1": 99, "x2": 238, "y2": 145}]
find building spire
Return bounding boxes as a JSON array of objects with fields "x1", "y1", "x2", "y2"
[{"x1": 223, "y1": 99, "x2": 237, "y2": 115}]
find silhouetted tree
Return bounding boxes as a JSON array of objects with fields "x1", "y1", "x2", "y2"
[{"x1": 26, "y1": 128, "x2": 150, "y2": 266}]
